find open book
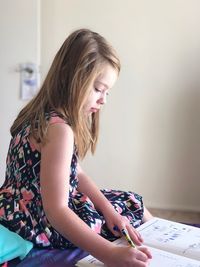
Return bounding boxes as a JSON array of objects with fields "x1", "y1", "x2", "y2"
[{"x1": 76, "y1": 217, "x2": 200, "y2": 267}]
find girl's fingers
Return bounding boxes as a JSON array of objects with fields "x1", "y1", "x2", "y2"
[
  {"x1": 138, "y1": 246, "x2": 153, "y2": 260},
  {"x1": 126, "y1": 224, "x2": 143, "y2": 244},
  {"x1": 122, "y1": 217, "x2": 143, "y2": 242},
  {"x1": 113, "y1": 223, "x2": 142, "y2": 245},
  {"x1": 136, "y1": 252, "x2": 149, "y2": 262}
]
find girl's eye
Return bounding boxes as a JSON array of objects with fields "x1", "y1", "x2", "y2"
[
  {"x1": 94, "y1": 88, "x2": 101, "y2": 93},
  {"x1": 94, "y1": 88, "x2": 109, "y2": 96}
]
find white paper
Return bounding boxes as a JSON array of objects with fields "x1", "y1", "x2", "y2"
[
  {"x1": 148, "y1": 247, "x2": 200, "y2": 267},
  {"x1": 138, "y1": 218, "x2": 200, "y2": 260}
]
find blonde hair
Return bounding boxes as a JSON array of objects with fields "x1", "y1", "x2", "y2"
[{"x1": 11, "y1": 29, "x2": 121, "y2": 158}]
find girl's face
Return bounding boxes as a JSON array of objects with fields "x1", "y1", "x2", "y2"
[{"x1": 84, "y1": 64, "x2": 118, "y2": 116}]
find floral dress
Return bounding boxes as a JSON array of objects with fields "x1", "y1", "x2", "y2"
[{"x1": 0, "y1": 112, "x2": 144, "y2": 248}]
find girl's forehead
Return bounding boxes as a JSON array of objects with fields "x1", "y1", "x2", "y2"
[
  {"x1": 94, "y1": 65, "x2": 118, "y2": 89},
  {"x1": 95, "y1": 80, "x2": 108, "y2": 89}
]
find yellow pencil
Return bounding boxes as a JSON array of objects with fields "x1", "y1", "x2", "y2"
[{"x1": 121, "y1": 228, "x2": 136, "y2": 248}]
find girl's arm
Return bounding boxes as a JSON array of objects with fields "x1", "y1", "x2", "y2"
[
  {"x1": 40, "y1": 123, "x2": 151, "y2": 266},
  {"x1": 77, "y1": 165, "x2": 143, "y2": 245}
]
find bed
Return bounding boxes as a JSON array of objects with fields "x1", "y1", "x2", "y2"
[{"x1": 6, "y1": 223, "x2": 200, "y2": 267}]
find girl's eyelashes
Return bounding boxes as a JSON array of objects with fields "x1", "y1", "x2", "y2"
[
  {"x1": 94, "y1": 88, "x2": 101, "y2": 93},
  {"x1": 94, "y1": 88, "x2": 109, "y2": 96}
]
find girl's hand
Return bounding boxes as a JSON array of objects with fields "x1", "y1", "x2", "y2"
[
  {"x1": 104, "y1": 210, "x2": 143, "y2": 246},
  {"x1": 104, "y1": 245, "x2": 152, "y2": 267}
]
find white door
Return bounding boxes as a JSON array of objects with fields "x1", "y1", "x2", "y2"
[{"x1": 0, "y1": 0, "x2": 40, "y2": 185}]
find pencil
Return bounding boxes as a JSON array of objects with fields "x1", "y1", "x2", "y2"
[{"x1": 121, "y1": 228, "x2": 136, "y2": 248}]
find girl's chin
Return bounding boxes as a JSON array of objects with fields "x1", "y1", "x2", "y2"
[{"x1": 84, "y1": 108, "x2": 99, "y2": 117}]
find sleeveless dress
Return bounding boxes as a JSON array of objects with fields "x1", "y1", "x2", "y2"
[{"x1": 0, "y1": 112, "x2": 144, "y2": 248}]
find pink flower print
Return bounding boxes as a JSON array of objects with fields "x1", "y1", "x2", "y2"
[
  {"x1": 27, "y1": 159, "x2": 33, "y2": 166},
  {"x1": 71, "y1": 189, "x2": 78, "y2": 197},
  {"x1": 129, "y1": 194, "x2": 138, "y2": 203},
  {"x1": 112, "y1": 192, "x2": 122, "y2": 196},
  {"x1": 79, "y1": 195, "x2": 89, "y2": 202},
  {"x1": 129, "y1": 195, "x2": 141, "y2": 207},
  {"x1": 19, "y1": 199, "x2": 28, "y2": 213},
  {"x1": 22, "y1": 189, "x2": 34, "y2": 202},
  {"x1": 14, "y1": 135, "x2": 20, "y2": 146},
  {"x1": 25, "y1": 126, "x2": 31, "y2": 135},
  {"x1": 1, "y1": 262, "x2": 7, "y2": 267},
  {"x1": 36, "y1": 233, "x2": 50, "y2": 245},
  {"x1": 0, "y1": 207, "x2": 5, "y2": 216},
  {"x1": 29, "y1": 141, "x2": 36, "y2": 152},
  {"x1": 134, "y1": 203, "x2": 140, "y2": 209},
  {"x1": 91, "y1": 220, "x2": 102, "y2": 234},
  {"x1": 7, "y1": 213, "x2": 14, "y2": 220},
  {"x1": 127, "y1": 215, "x2": 132, "y2": 221},
  {"x1": 19, "y1": 190, "x2": 34, "y2": 213},
  {"x1": 81, "y1": 196, "x2": 95, "y2": 209}
]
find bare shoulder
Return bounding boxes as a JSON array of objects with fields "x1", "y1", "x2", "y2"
[
  {"x1": 47, "y1": 122, "x2": 74, "y2": 139},
  {"x1": 41, "y1": 122, "x2": 74, "y2": 155},
  {"x1": 47, "y1": 112, "x2": 74, "y2": 139}
]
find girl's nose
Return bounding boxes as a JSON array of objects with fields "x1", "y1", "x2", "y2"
[{"x1": 98, "y1": 92, "x2": 107, "y2": 105}]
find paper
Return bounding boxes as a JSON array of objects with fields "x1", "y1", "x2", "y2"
[{"x1": 139, "y1": 218, "x2": 200, "y2": 260}]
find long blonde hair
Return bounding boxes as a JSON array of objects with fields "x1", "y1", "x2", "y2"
[{"x1": 11, "y1": 29, "x2": 120, "y2": 158}]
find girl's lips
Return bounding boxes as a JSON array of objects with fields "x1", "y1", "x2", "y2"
[{"x1": 90, "y1": 108, "x2": 99, "y2": 113}]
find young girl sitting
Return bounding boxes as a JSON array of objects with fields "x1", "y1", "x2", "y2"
[{"x1": 0, "y1": 28, "x2": 152, "y2": 267}]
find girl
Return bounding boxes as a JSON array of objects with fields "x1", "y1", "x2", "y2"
[{"x1": 0, "y1": 29, "x2": 152, "y2": 267}]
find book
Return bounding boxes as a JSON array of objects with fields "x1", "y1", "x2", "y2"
[{"x1": 75, "y1": 217, "x2": 200, "y2": 267}]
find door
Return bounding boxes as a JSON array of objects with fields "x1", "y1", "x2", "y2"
[{"x1": 0, "y1": 0, "x2": 40, "y2": 185}]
